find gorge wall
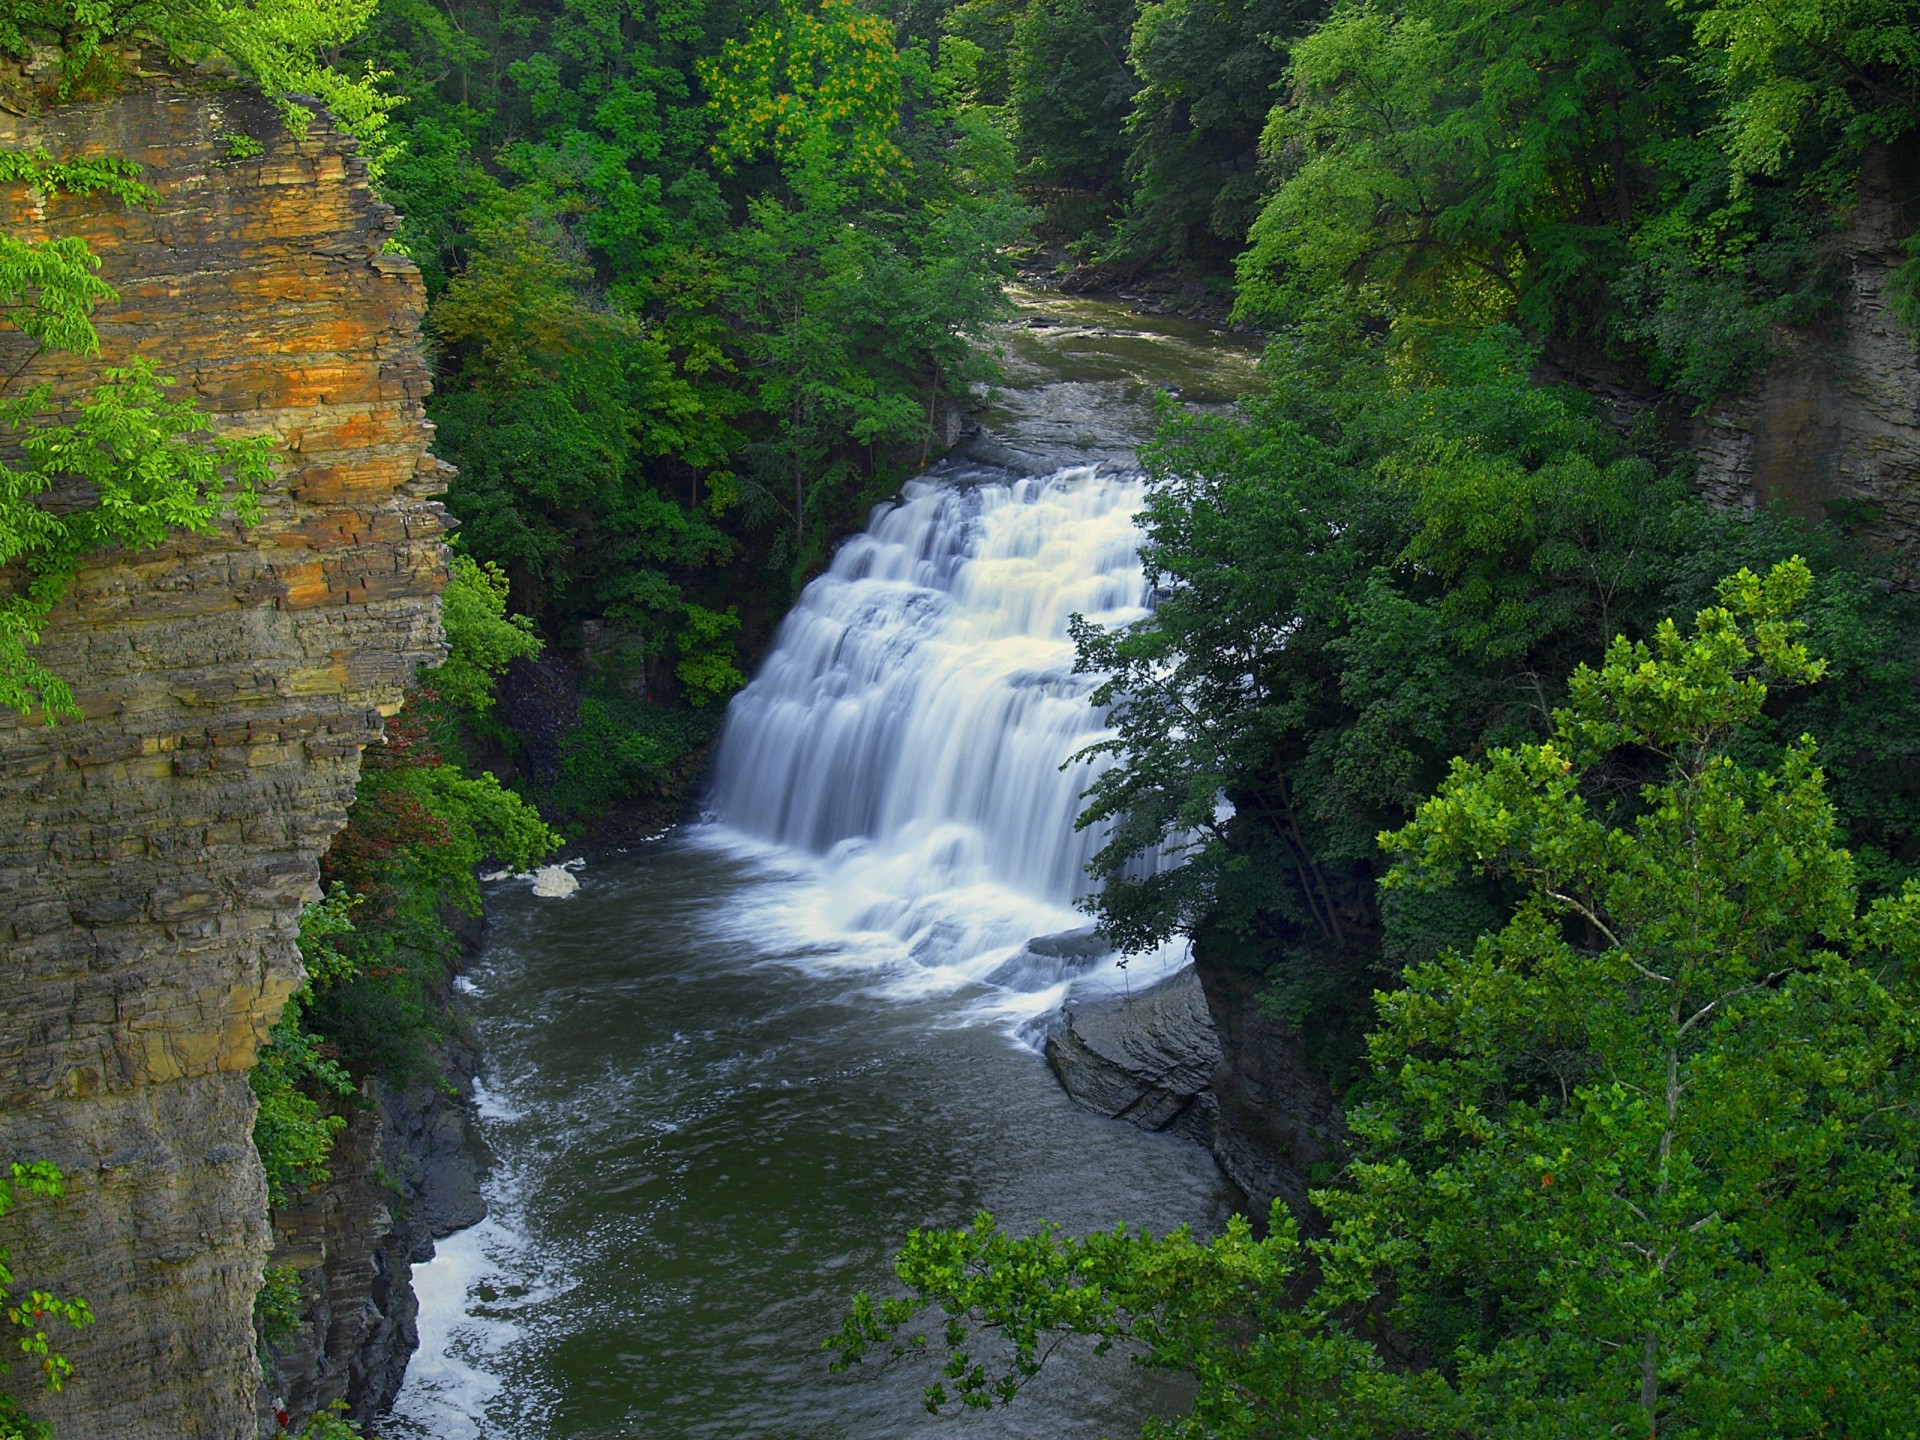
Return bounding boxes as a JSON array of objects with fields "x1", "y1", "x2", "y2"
[
  {"x1": 1696, "y1": 146, "x2": 1920, "y2": 574},
  {"x1": 0, "y1": 56, "x2": 446, "y2": 1440}
]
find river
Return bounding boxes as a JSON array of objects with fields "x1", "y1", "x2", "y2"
[{"x1": 381, "y1": 290, "x2": 1263, "y2": 1439}]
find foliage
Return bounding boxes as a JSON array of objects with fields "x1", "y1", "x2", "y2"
[
  {"x1": 250, "y1": 890, "x2": 359, "y2": 1208},
  {"x1": 0, "y1": 0, "x2": 396, "y2": 161},
  {"x1": 673, "y1": 603, "x2": 744, "y2": 708},
  {"x1": 425, "y1": 552, "x2": 542, "y2": 717},
  {"x1": 308, "y1": 702, "x2": 556, "y2": 1079},
  {"x1": 0, "y1": 359, "x2": 270, "y2": 717},
  {"x1": 1317, "y1": 558, "x2": 1920, "y2": 1434},
  {"x1": 702, "y1": 0, "x2": 910, "y2": 187},
  {"x1": 342, "y1": 0, "x2": 1024, "y2": 809},
  {"x1": 828, "y1": 1205, "x2": 1363, "y2": 1432},
  {"x1": 1687, "y1": 0, "x2": 1920, "y2": 178},
  {"x1": 253, "y1": 1264, "x2": 304, "y2": 1350},
  {"x1": 1232, "y1": 0, "x2": 1915, "y2": 391},
  {"x1": 842, "y1": 563, "x2": 1920, "y2": 1437},
  {"x1": 1007, "y1": 0, "x2": 1136, "y2": 237},
  {"x1": 1070, "y1": 326, "x2": 1920, "y2": 1089},
  {"x1": 548, "y1": 688, "x2": 721, "y2": 819},
  {"x1": 0, "y1": 1163, "x2": 92, "y2": 1439},
  {"x1": 0, "y1": 151, "x2": 269, "y2": 718},
  {"x1": 293, "y1": 1399, "x2": 370, "y2": 1438},
  {"x1": 1119, "y1": 0, "x2": 1305, "y2": 268}
]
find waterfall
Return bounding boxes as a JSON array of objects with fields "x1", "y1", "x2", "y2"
[{"x1": 700, "y1": 460, "x2": 1183, "y2": 1027}]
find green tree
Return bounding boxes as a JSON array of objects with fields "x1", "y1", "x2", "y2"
[
  {"x1": 1, "y1": 1164, "x2": 92, "y2": 1440},
  {"x1": 1119, "y1": 0, "x2": 1307, "y2": 270},
  {"x1": 1324, "y1": 557, "x2": 1920, "y2": 1435},
  {"x1": 424, "y1": 552, "x2": 542, "y2": 717},
  {"x1": 0, "y1": 159, "x2": 269, "y2": 719},
  {"x1": 0, "y1": 0, "x2": 397, "y2": 159},
  {"x1": 1236, "y1": 0, "x2": 1697, "y2": 336},
  {"x1": 0, "y1": 359, "x2": 271, "y2": 717},
  {"x1": 1071, "y1": 327, "x2": 1920, "y2": 1087},
  {"x1": 1007, "y1": 0, "x2": 1137, "y2": 239},
  {"x1": 837, "y1": 560, "x2": 1920, "y2": 1438},
  {"x1": 250, "y1": 892, "x2": 358, "y2": 1210}
]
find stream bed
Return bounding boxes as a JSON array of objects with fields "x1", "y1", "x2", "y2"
[{"x1": 382, "y1": 291, "x2": 1262, "y2": 1439}]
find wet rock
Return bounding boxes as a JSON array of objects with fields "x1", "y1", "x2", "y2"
[
  {"x1": 1191, "y1": 954, "x2": 1347, "y2": 1230},
  {"x1": 257, "y1": 1033, "x2": 489, "y2": 1431},
  {"x1": 1046, "y1": 968, "x2": 1221, "y2": 1144},
  {"x1": 985, "y1": 926, "x2": 1109, "y2": 988},
  {"x1": 1026, "y1": 925, "x2": 1108, "y2": 960}
]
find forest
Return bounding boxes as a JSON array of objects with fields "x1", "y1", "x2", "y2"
[{"x1": 1, "y1": 0, "x2": 1918, "y2": 1430}]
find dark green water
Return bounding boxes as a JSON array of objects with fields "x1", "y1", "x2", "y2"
[{"x1": 383, "y1": 293, "x2": 1260, "y2": 1439}]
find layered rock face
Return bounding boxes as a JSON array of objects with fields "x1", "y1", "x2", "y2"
[
  {"x1": 0, "y1": 60, "x2": 445, "y2": 1440},
  {"x1": 257, "y1": 1039, "x2": 488, "y2": 1428},
  {"x1": 1696, "y1": 147, "x2": 1920, "y2": 576},
  {"x1": 1046, "y1": 968, "x2": 1221, "y2": 1147}
]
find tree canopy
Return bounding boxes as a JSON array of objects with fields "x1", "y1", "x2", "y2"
[{"x1": 837, "y1": 562, "x2": 1920, "y2": 1437}]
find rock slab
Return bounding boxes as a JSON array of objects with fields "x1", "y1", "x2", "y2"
[{"x1": 1046, "y1": 968, "x2": 1222, "y2": 1144}]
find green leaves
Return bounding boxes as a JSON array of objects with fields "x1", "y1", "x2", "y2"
[
  {"x1": 0, "y1": 358, "x2": 271, "y2": 719},
  {"x1": 0, "y1": 1162, "x2": 92, "y2": 1433},
  {"x1": 1234, "y1": 0, "x2": 1918, "y2": 377},
  {"x1": 1341, "y1": 559, "x2": 1920, "y2": 1436},
  {"x1": 829, "y1": 1206, "x2": 1369, "y2": 1433},
  {"x1": 425, "y1": 553, "x2": 542, "y2": 717},
  {"x1": 849, "y1": 562, "x2": 1920, "y2": 1438},
  {"x1": 702, "y1": 0, "x2": 910, "y2": 191}
]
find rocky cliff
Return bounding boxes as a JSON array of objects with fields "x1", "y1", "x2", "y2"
[
  {"x1": 1696, "y1": 146, "x2": 1920, "y2": 574},
  {"x1": 0, "y1": 56, "x2": 445, "y2": 1440}
]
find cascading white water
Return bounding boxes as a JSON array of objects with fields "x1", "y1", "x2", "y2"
[{"x1": 700, "y1": 460, "x2": 1183, "y2": 1027}]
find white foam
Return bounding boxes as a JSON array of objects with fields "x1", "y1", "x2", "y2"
[
  {"x1": 699, "y1": 466, "x2": 1183, "y2": 1038},
  {"x1": 529, "y1": 865, "x2": 580, "y2": 898},
  {"x1": 382, "y1": 1197, "x2": 566, "y2": 1439}
]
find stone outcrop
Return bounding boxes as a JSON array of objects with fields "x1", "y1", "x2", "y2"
[
  {"x1": 1045, "y1": 967, "x2": 1220, "y2": 1145},
  {"x1": 1188, "y1": 953, "x2": 1346, "y2": 1228},
  {"x1": 258, "y1": 1048, "x2": 487, "y2": 1429},
  {"x1": 1695, "y1": 146, "x2": 1920, "y2": 577},
  {"x1": 0, "y1": 56, "x2": 445, "y2": 1440}
]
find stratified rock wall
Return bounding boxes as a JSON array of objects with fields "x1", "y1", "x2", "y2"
[
  {"x1": 0, "y1": 58, "x2": 445, "y2": 1440},
  {"x1": 1695, "y1": 147, "x2": 1920, "y2": 575}
]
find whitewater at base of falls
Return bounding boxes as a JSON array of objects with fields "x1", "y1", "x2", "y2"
[{"x1": 698, "y1": 460, "x2": 1187, "y2": 1034}]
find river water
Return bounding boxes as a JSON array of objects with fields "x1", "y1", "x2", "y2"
[{"x1": 382, "y1": 291, "x2": 1262, "y2": 1439}]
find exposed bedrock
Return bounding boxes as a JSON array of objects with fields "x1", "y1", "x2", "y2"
[
  {"x1": 1047, "y1": 956, "x2": 1345, "y2": 1225},
  {"x1": 1045, "y1": 966, "x2": 1221, "y2": 1147},
  {"x1": 1695, "y1": 145, "x2": 1920, "y2": 577},
  {"x1": 257, "y1": 1041, "x2": 488, "y2": 1430},
  {"x1": 0, "y1": 57, "x2": 445, "y2": 1440}
]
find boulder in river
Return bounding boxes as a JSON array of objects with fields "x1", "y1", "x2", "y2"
[
  {"x1": 1045, "y1": 967, "x2": 1221, "y2": 1144},
  {"x1": 985, "y1": 925, "x2": 1112, "y2": 988}
]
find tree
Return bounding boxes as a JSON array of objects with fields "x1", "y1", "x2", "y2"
[
  {"x1": 1, "y1": 1164, "x2": 92, "y2": 1440},
  {"x1": 1328, "y1": 557, "x2": 1920, "y2": 1435},
  {"x1": 1120, "y1": 0, "x2": 1308, "y2": 270},
  {"x1": 0, "y1": 0, "x2": 397, "y2": 163},
  {"x1": 423, "y1": 552, "x2": 542, "y2": 717},
  {"x1": 1069, "y1": 327, "x2": 1920, "y2": 1088},
  {"x1": 0, "y1": 155, "x2": 270, "y2": 718},
  {"x1": 1007, "y1": 0, "x2": 1138, "y2": 238},
  {"x1": 837, "y1": 560, "x2": 1920, "y2": 1437}
]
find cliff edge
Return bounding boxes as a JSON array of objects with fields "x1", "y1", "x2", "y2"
[{"x1": 0, "y1": 57, "x2": 446, "y2": 1440}]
